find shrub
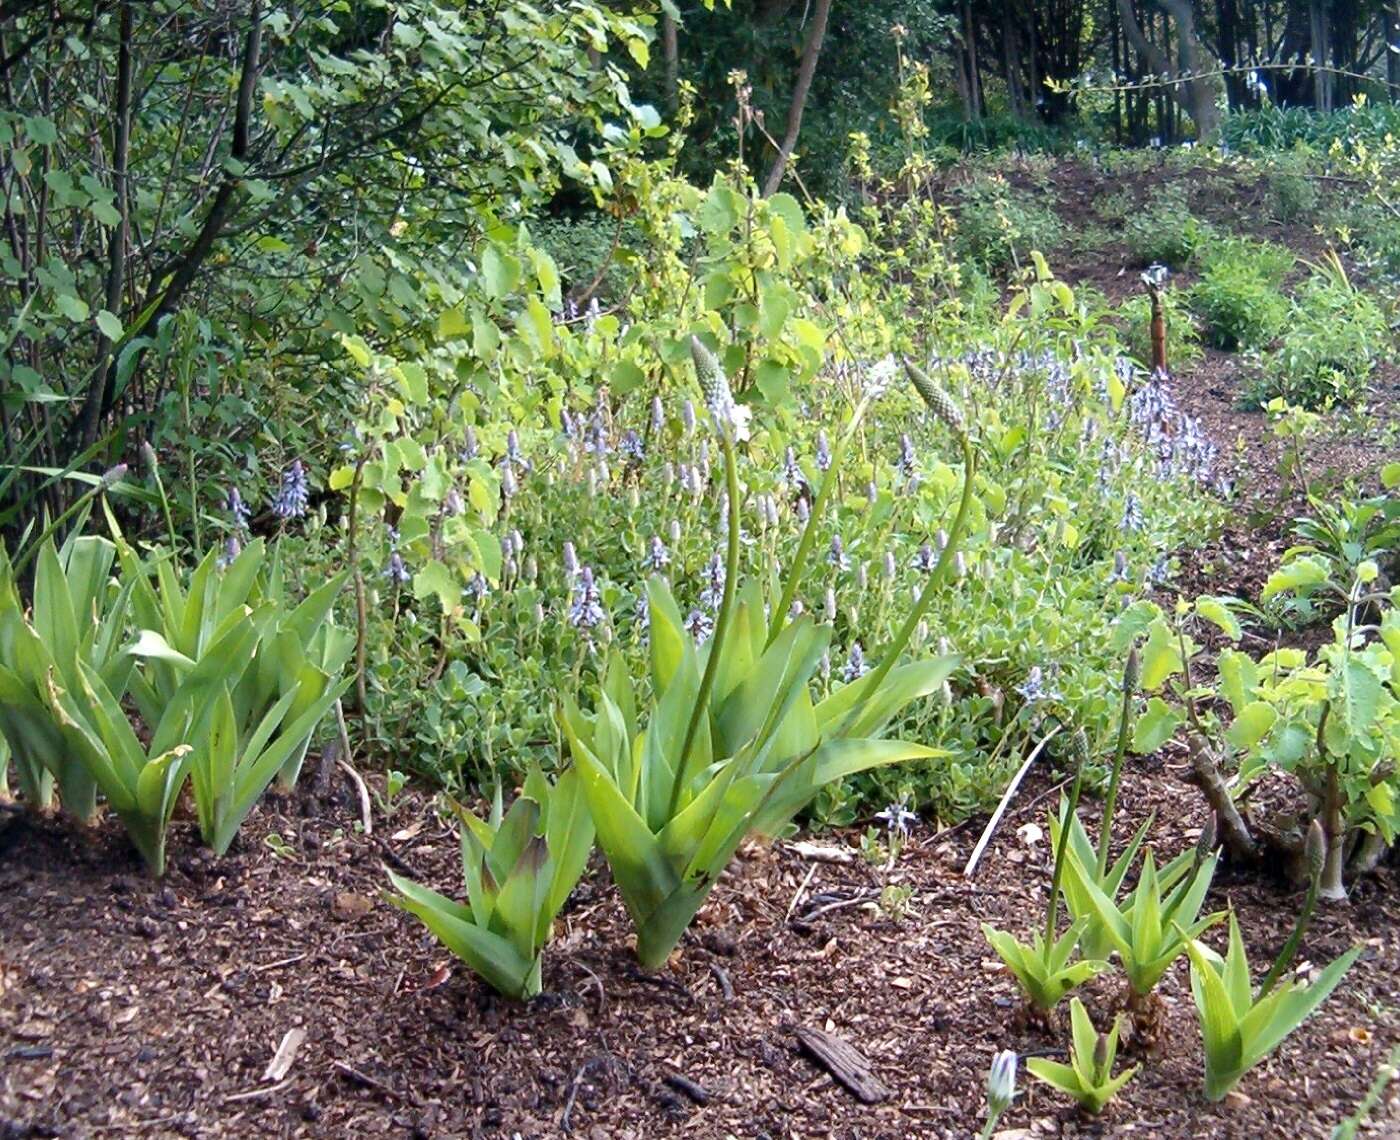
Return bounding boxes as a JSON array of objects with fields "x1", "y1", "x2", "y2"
[
  {"x1": 1267, "y1": 158, "x2": 1320, "y2": 223},
  {"x1": 951, "y1": 174, "x2": 1064, "y2": 271},
  {"x1": 1189, "y1": 261, "x2": 1289, "y2": 351},
  {"x1": 1250, "y1": 273, "x2": 1390, "y2": 407},
  {"x1": 530, "y1": 214, "x2": 630, "y2": 303},
  {"x1": 1124, "y1": 188, "x2": 1214, "y2": 268},
  {"x1": 1193, "y1": 235, "x2": 1294, "y2": 284}
]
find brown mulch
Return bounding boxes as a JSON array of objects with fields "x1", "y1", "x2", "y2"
[{"x1": 3, "y1": 757, "x2": 1399, "y2": 1140}]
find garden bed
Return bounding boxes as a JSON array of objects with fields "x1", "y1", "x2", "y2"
[{"x1": 3, "y1": 756, "x2": 1397, "y2": 1139}]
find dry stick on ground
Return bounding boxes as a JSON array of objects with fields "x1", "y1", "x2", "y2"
[
  {"x1": 792, "y1": 1025, "x2": 890, "y2": 1105},
  {"x1": 332, "y1": 1061, "x2": 401, "y2": 1102},
  {"x1": 560, "y1": 1056, "x2": 614, "y2": 1133},
  {"x1": 964, "y1": 726, "x2": 1063, "y2": 879}
]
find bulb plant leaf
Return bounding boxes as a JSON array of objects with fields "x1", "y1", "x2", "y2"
[
  {"x1": 1063, "y1": 843, "x2": 1225, "y2": 1000},
  {"x1": 1026, "y1": 997, "x2": 1140, "y2": 1113},
  {"x1": 0, "y1": 535, "x2": 135, "y2": 820},
  {"x1": 565, "y1": 577, "x2": 951, "y2": 968},
  {"x1": 1186, "y1": 911, "x2": 1360, "y2": 1101},
  {"x1": 387, "y1": 765, "x2": 595, "y2": 1000},
  {"x1": 981, "y1": 918, "x2": 1108, "y2": 1013}
]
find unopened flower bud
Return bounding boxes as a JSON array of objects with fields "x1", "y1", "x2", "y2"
[
  {"x1": 987, "y1": 1050, "x2": 1017, "y2": 1116},
  {"x1": 1124, "y1": 646, "x2": 1141, "y2": 694},
  {"x1": 904, "y1": 358, "x2": 966, "y2": 435},
  {"x1": 1093, "y1": 1032, "x2": 1112, "y2": 1076},
  {"x1": 139, "y1": 440, "x2": 158, "y2": 472},
  {"x1": 100, "y1": 463, "x2": 129, "y2": 489},
  {"x1": 1069, "y1": 727, "x2": 1090, "y2": 769}
]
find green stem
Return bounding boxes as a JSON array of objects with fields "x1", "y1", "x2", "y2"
[
  {"x1": 668, "y1": 431, "x2": 741, "y2": 819},
  {"x1": 767, "y1": 397, "x2": 870, "y2": 647},
  {"x1": 1258, "y1": 871, "x2": 1319, "y2": 998},
  {"x1": 1047, "y1": 743, "x2": 1086, "y2": 954},
  {"x1": 1096, "y1": 657, "x2": 1136, "y2": 879},
  {"x1": 836, "y1": 435, "x2": 978, "y2": 737},
  {"x1": 13, "y1": 485, "x2": 109, "y2": 576},
  {"x1": 149, "y1": 459, "x2": 178, "y2": 551}
]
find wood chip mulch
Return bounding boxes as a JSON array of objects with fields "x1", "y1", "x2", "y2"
[{"x1": 3, "y1": 755, "x2": 1399, "y2": 1139}]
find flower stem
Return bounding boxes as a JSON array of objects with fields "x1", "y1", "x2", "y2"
[
  {"x1": 1046, "y1": 746, "x2": 1086, "y2": 955},
  {"x1": 1096, "y1": 654, "x2": 1137, "y2": 879},
  {"x1": 669, "y1": 431, "x2": 741, "y2": 818},
  {"x1": 767, "y1": 397, "x2": 870, "y2": 647},
  {"x1": 837, "y1": 434, "x2": 977, "y2": 736}
]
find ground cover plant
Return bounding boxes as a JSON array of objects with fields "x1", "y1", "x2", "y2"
[{"x1": 4, "y1": 2, "x2": 1400, "y2": 1137}]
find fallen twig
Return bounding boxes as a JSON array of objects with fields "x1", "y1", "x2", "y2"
[
  {"x1": 251, "y1": 953, "x2": 307, "y2": 973},
  {"x1": 560, "y1": 1055, "x2": 612, "y2": 1132},
  {"x1": 224, "y1": 1077, "x2": 294, "y2": 1103},
  {"x1": 964, "y1": 726, "x2": 1062, "y2": 879},
  {"x1": 785, "y1": 862, "x2": 819, "y2": 921},
  {"x1": 332, "y1": 1060, "x2": 400, "y2": 1101}
]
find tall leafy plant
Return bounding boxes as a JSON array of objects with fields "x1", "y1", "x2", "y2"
[
  {"x1": 0, "y1": 535, "x2": 134, "y2": 819},
  {"x1": 561, "y1": 341, "x2": 975, "y2": 968}
]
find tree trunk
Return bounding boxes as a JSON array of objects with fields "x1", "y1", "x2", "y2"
[
  {"x1": 1116, "y1": 0, "x2": 1222, "y2": 141},
  {"x1": 1001, "y1": 7, "x2": 1026, "y2": 120},
  {"x1": 661, "y1": 10, "x2": 678, "y2": 114},
  {"x1": 77, "y1": 0, "x2": 133, "y2": 448},
  {"x1": 1310, "y1": 0, "x2": 1333, "y2": 110},
  {"x1": 1389, "y1": 3, "x2": 1400, "y2": 103},
  {"x1": 762, "y1": 0, "x2": 832, "y2": 196},
  {"x1": 962, "y1": 0, "x2": 982, "y2": 120}
]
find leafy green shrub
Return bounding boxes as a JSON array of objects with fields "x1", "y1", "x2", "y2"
[
  {"x1": 1189, "y1": 261, "x2": 1288, "y2": 351},
  {"x1": 1251, "y1": 273, "x2": 1391, "y2": 408},
  {"x1": 332, "y1": 167, "x2": 1220, "y2": 831},
  {"x1": 1340, "y1": 202, "x2": 1400, "y2": 278},
  {"x1": 1267, "y1": 158, "x2": 1321, "y2": 223},
  {"x1": 1124, "y1": 188, "x2": 1214, "y2": 268},
  {"x1": 1224, "y1": 103, "x2": 1400, "y2": 153},
  {"x1": 530, "y1": 214, "x2": 630, "y2": 303},
  {"x1": 951, "y1": 175, "x2": 1064, "y2": 271},
  {"x1": 1193, "y1": 235, "x2": 1294, "y2": 284}
]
